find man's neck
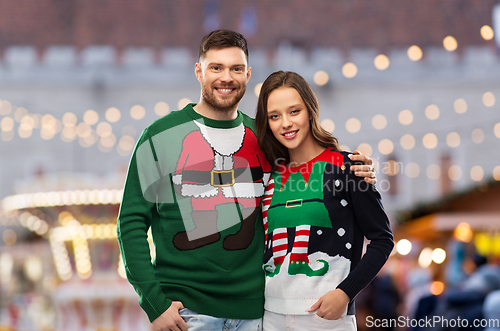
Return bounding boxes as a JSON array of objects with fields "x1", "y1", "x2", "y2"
[{"x1": 193, "y1": 100, "x2": 239, "y2": 121}]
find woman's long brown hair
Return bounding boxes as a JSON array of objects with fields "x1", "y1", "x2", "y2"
[{"x1": 255, "y1": 71, "x2": 340, "y2": 171}]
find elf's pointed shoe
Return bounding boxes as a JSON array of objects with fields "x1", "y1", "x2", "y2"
[
  {"x1": 288, "y1": 259, "x2": 329, "y2": 277},
  {"x1": 264, "y1": 263, "x2": 282, "y2": 277}
]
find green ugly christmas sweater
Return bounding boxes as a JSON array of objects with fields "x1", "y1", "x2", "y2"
[{"x1": 117, "y1": 104, "x2": 271, "y2": 322}]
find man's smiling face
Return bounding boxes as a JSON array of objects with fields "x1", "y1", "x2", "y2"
[{"x1": 195, "y1": 47, "x2": 251, "y2": 113}]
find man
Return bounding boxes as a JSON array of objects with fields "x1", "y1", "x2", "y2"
[{"x1": 117, "y1": 30, "x2": 376, "y2": 331}]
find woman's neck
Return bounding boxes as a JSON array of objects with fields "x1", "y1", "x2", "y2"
[{"x1": 288, "y1": 140, "x2": 326, "y2": 166}]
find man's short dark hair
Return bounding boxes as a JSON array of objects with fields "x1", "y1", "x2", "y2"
[{"x1": 199, "y1": 30, "x2": 249, "y2": 62}]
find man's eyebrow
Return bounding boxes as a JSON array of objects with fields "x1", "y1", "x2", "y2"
[{"x1": 207, "y1": 62, "x2": 246, "y2": 67}]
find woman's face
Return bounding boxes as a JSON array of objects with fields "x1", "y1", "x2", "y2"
[{"x1": 266, "y1": 86, "x2": 312, "y2": 153}]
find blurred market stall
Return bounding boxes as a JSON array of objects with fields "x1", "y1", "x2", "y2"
[{"x1": 0, "y1": 173, "x2": 150, "y2": 330}]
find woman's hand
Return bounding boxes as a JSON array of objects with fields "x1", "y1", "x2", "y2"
[
  {"x1": 349, "y1": 150, "x2": 376, "y2": 185},
  {"x1": 306, "y1": 288, "x2": 350, "y2": 320}
]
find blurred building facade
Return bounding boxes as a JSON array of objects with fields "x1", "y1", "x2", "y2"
[{"x1": 1, "y1": 0, "x2": 499, "y2": 210}]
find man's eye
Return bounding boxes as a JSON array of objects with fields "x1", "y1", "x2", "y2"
[
  {"x1": 234, "y1": 68, "x2": 242, "y2": 72},
  {"x1": 212, "y1": 66, "x2": 220, "y2": 70}
]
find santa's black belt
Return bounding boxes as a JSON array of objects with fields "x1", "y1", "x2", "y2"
[{"x1": 182, "y1": 167, "x2": 263, "y2": 187}]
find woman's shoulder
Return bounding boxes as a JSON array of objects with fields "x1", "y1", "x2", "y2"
[{"x1": 317, "y1": 148, "x2": 354, "y2": 167}]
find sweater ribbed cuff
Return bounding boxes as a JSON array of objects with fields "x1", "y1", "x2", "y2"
[
  {"x1": 140, "y1": 295, "x2": 173, "y2": 323},
  {"x1": 336, "y1": 276, "x2": 364, "y2": 302}
]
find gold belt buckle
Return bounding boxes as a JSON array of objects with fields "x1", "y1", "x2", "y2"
[
  {"x1": 285, "y1": 198, "x2": 303, "y2": 208},
  {"x1": 211, "y1": 169, "x2": 235, "y2": 187}
]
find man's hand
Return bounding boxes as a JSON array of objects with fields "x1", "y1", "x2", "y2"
[
  {"x1": 152, "y1": 301, "x2": 188, "y2": 331},
  {"x1": 306, "y1": 288, "x2": 350, "y2": 320},
  {"x1": 349, "y1": 150, "x2": 376, "y2": 185}
]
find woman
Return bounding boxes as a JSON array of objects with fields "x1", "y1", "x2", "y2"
[{"x1": 255, "y1": 71, "x2": 394, "y2": 331}]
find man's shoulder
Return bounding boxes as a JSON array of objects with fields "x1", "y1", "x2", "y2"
[
  {"x1": 145, "y1": 109, "x2": 194, "y2": 136},
  {"x1": 239, "y1": 110, "x2": 256, "y2": 130}
]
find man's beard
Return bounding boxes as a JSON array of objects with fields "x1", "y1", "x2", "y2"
[{"x1": 201, "y1": 84, "x2": 246, "y2": 113}]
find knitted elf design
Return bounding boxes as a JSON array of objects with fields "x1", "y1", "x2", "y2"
[
  {"x1": 262, "y1": 148, "x2": 394, "y2": 317},
  {"x1": 262, "y1": 152, "x2": 346, "y2": 277}
]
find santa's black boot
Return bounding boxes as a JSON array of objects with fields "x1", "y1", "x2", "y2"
[
  {"x1": 223, "y1": 207, "x2": 258, "y2": 250},
  {"x1": 173, "y1": 211, "x2": 220, "y2": 250}
]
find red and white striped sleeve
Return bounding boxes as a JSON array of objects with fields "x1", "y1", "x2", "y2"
[{"x1": 261, "y1": 176, "x2": 275, "y2": 244}]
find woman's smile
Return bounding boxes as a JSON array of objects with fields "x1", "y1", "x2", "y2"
[{"x1": 282, "y1": 130, "x2": 299, "y2": 139}]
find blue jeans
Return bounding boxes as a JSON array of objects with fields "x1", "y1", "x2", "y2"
[{"x1": 179, "y1": 308, "x2": 262, "y2": 331}]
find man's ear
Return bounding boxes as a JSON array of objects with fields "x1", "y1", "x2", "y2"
[
  {"x1": 246, "y1": 66, "x2": 252, "y2": 82},
  {"x1": 195, "y1": 62, "x2": 203, "y2": 83}
]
